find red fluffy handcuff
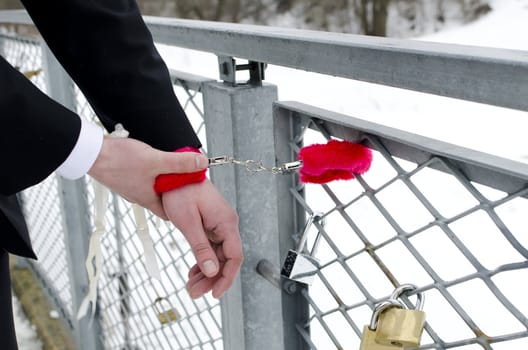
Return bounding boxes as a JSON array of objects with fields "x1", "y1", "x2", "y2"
[{"x1": 154, "y1": 140, "x2": 372, "y2": 194}]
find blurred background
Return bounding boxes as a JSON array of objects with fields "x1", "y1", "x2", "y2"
[{"x1": 0, "y1": 0, "x2": 492, "y2": 38}]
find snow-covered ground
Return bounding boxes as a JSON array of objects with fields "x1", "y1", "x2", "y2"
[{"x1": 12, "y1": 296, "x2": 42, "y2": 350}]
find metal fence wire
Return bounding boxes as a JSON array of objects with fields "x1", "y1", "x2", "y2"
[
  {"x1": 20, "y1": 173, "x2": 75, "y2": 325},
  {"x1": 0, "y1": 33, "x2": 76, "y2": 327},
  {"x1": 76, "y1": 70, "x2": 222, "y2": 349},
  {"x1": 0, "y1": 32, "x2": 45, "y2": 91},
  {"x1": 87, "y1": 189, "x2": 223, "y2": 350},
  {"x1": 277, "y1": 104, "x2": 528, "y2": 350}
]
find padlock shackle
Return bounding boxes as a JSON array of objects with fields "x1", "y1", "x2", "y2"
[
  {"x1": 296, "y1": 211, "x2": 325, "y2": 252},
  {"x1": 153, "y1": 296, "x2": 173, "y2": 314},
  {"x1": 310, "y1": 213, "x2": 326, "y2": 256},
  {"x1": 390, "y1": 284, "x2": 425, "y2": 311},
  {"x1": 369, "y1": 299, "x2": 404, "y2": 331}
]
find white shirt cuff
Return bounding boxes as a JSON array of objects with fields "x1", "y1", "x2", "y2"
[{"x1": 55, "y1": 117, "x2": 104, "y2": 180}]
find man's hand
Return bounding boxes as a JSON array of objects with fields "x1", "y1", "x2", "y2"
[
  {"x1": 87, "y1": 137, "x2": 208, "y2": 219},
  {"x1": 162, "y1": 180, "x2": 242, "y2": 299},
  {"x1": 88, "y1": 137, "x2": 242, "y2": 299}
]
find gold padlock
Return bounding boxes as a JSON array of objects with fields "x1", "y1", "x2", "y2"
[
  {"x1": 154, "y1": 297, "x2": 180, "y2": 325},
  {"x1": 375, "y1": 284, "x2": 426, "y2": 348},
  {"x1": 359, "y1": 299, "x2": 404, "y2": 350}
]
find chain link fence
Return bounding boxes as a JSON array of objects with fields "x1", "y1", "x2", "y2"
[
  {"x1": 74, "y1": 62, "x2": 222, "y2": 349},
  {"x1": 0, "y1": 32, "x2": 77, "y2": 328},
  {"x1": 77, "y1": 72, "x2": 222, "y2": 349},
  {"x1": 274, "y1": 103, "x2": 528, "y2": 350}
]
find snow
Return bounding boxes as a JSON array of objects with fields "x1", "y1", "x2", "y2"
[
  {"x1": 424, "y1": 0, "x2": 528, "y2": 50},
  {"x1": 12, "y1": 296, "x2": 43, "y2": 350}
]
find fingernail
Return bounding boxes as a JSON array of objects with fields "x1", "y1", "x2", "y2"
[
  {"x1": 189, "y1": 290, "x2": 199, "y2": 299},
  {"x1": 202, "y1": 260, "x2": 218, "y2": 276},
  {"x1": 196, "y1": 155, "x2": 208, "y2": 169}
]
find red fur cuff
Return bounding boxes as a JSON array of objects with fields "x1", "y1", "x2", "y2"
[
  {"x1": 298, "y1": 139, "x2": 372, "y2": 184},
  {"x1": 154, "y1": 147, "x2": 207, "y2": 194}
]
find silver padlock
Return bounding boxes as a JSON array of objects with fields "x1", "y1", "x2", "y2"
[{"x1": 280, "y1": 212, "x2": 325, "y2": 285}]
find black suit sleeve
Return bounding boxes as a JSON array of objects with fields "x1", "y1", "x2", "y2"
[
  {"x1": 20, "y1": 0, "x2": 201, "y2": 152},
  {"x1": 0, "y1": 56, "x2": 81, "y2": 195},
  {"x1": 0, "y1": 0, "x2": 201, "y2": 195}
]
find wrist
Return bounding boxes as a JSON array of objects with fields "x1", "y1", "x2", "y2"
[
  {"x1": 154, "y1": 147, "x2": 208, "y2": 194},
  {"x1": 87, "y1": 137, "x2": 116, "y2": 181}
]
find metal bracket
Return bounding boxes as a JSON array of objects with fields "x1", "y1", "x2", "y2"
[{"x1": 218, "y1": 55, "x2": 266, "y2": 86}]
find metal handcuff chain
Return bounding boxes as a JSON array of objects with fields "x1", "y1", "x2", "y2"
[{"x1": 208, "y1": 156, "x2": 303, "y2": 175}]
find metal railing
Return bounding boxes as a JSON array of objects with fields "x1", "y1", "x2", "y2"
[
  {"x1": 1, "y1": 9, "x2": 527, "y2": 350},
  {"x1": 272, "y1": 101, "x2": 528, "y2": 349}
]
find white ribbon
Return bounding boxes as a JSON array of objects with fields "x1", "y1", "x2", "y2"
[
  {"x1": 77, "y1": 124, "x2": 161, "y2": 321},
  {"x1": 132, "y1": 204, "x2": 161, "y2": 280},
  {"x1": 77, "y1": 180, "x2": 108, "y2": 321}
]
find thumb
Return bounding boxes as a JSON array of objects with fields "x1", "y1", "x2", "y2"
[{"x1": 157, "y1": 151, "x2": 208, "y2": 174}]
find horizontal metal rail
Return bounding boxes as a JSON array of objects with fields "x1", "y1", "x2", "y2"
[
  {"x1": 169, "y1": 69, "x2": 214, "y2": 92},
  {"x1": 0, "y1": 9, "x2": 29, "y2": 25},
  {"x1": 1, "y1": 10, "x2": 527, "y2": 112},
  {"x1": 275, "y1": 101, "x2": 528, "y2": 197}
]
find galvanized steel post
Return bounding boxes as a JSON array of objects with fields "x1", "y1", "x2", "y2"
[
  {"x1": 273, "y1": 105, "x2": 311, "y2": 350},
  {"x1": 0, "y1": 33, "x2": 5, "y2": 57},
  {"x1": 203, "y1": 80, "x2": 300, "y2": 349},
  {"x1": 42, "y1": 41, "x2": 104, "y2": 350}
]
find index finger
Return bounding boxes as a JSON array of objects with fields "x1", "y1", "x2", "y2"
[
  {"x1": 211, "y1": 223, "x2": 243, "y2": 298},
  {"x1": 212, "y1": 257, "x2": 243, "y2": 299}
]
